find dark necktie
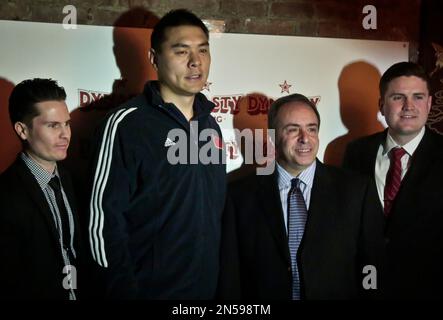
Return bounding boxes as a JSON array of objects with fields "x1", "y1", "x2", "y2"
[
  {"x1": 48, "y1": 176, "x2": 72, "y2": 254},
  {"x1": 288, "y1": 178, "x2": 308, "y2": 300},
  {"x1": 384, "y1": 147, "x2": 406, "y2": 216}
]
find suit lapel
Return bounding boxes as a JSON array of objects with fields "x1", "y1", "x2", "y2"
[
  {"x1": 362, "y1": 132, "x2": 386, "y2": 215},
  {"x1": 306, "y1": 161, "x2": 331, "y2": 228},
  {"x1": 15, "y1": 158, "x2": 60, "y2": 245},
  {"x1": 59, "y1": 166, "x2": 81, "y2": 251},
  {"x1": 387, "y1": 128, "x2": 438, "y2": 235},
  {"x1": 364, "y1": 131, "x2": 386, "y2": 176},
  {"x1": 257, "y1": 172, "x2": 291, "y2": 263},
  {"x1": 303, "y1": 161, "x2": 336, "y2": 253}
]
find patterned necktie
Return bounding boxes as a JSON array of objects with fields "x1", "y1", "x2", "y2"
[
  {"x1": 384, "y1": 147, "x2": 406, "y2": 216},
  {"x1": 287, "y1": 178, "x2": 308, "y2": 300},
  {"x1": 48, "y1": 176, "x2": 72, "y2": 255}
]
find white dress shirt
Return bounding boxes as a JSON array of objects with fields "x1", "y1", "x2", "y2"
[{"x1": 374, "y1": 127, "x2": 425, "y2": 208}]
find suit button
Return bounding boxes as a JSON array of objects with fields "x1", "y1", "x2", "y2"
[
  {"x1": 288, "y1": 266, "x2": 291, "y2": 272},
  {"x1": 385, "y1": 237, "x2": 390, "y2": 244}
]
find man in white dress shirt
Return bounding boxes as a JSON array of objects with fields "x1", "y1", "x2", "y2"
[{"x1": 343, "y1": 61, "x2": 443, "y2": 299}]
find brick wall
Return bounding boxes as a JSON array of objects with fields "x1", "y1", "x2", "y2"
[{"x1": 0, "y1": 0, "x2": 421, "y2": 59}]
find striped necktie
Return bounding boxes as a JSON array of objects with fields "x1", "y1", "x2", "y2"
[
  {"x1": 384, "y1": 147, "x2": 406, "y2": 217},
  {"x1": 288, "y1": 178, "x2": 308, "y2": 300}
]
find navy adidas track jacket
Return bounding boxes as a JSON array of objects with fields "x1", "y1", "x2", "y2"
[{"x1": 89, "y1": 81, "x2": 226, "y2": 299}]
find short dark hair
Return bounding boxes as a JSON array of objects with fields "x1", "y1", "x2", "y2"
[
  {"x1": 9, "y1": 78, "x2": 66, "y2": 127},
  {"x1": 268, "y1": 93, "x2": 321, "y2": 131},
  {"x1": 379, "y1": 62, "x2": 431, "y2": 98},
  {"x1": 150, "y1": 9, "x2": 209, "y2": 53}
]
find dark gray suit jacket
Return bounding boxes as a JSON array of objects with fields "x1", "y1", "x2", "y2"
[
  {"x1": 343, "y1": 127, "x2": 443, "y2": 299},
  {"x1": 218, "y1": 160, "x2": 374, "y2": 300},
  {"x1": 0, "y1": 156, "x2": 81, "y2": 299}
]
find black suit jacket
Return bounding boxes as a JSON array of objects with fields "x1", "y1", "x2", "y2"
[
  {"x1": 218, "y1": 160, "x2": 373, "y2": 300},
  {"x1": 0, "y1": 156, "x2": 81, "y2": 299},
  {"x1": 343, "y1": 128, "x2": 443, "y2": 299}
]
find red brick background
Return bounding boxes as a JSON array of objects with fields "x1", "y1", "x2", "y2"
[{"x1": 0, "y1": 0, "x2": 421, "y2": 59}]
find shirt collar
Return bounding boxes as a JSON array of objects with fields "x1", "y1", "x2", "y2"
[
  {"x1": 383, "y1": 126, "x2": 425, "y2": 157},
  {"x1": 20, "y1": 152, "x2": 59, "y2": 189},
  {"x1": 277, "y1": 160, "x2": 316, "y2": 191}
]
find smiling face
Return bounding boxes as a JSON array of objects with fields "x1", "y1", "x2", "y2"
[
  {"x1": 380, "y1": 75, "x2": 432, "y2": 145},
  {"x1": 275, "y1": 102, "x2": 319, "y2": 176},
  {"x1": 15, "y1": 100, "x2": 71, "y2": 172},
  {"x1": 151, "y1": 25, "x2": 210, "y2": 101}
]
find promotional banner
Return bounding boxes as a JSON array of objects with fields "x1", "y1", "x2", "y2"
[{"x1": 0, "y1": 20, "x2": 408, "y2": 174}]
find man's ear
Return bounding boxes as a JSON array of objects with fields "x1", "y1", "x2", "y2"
[
  {"x1": 149, "y1": 48, "x2": 158, "y2": 70},
  {"x1": 378, "y1": 97, "x2": 384, "y2": 116},
  {"x1": 427, "y1": 94, "x2": 432, "y2": 113},
  {"x1": 14, "y1": 122, "x2": 28, "y2": 141},
  {"x1": 268, "y1": 129, "x2": 276, "y2": 148}
]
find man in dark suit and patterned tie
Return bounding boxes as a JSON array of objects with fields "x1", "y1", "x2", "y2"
[
  {"x1": 0, "y1": 78, "x2": 81, "y2": 299},
  {"x1": 343, "y1": 62, "x2": 443, "y2": 299},
  {"x1": 219, "y1": 93, "x2": 374, "y2": 300}
]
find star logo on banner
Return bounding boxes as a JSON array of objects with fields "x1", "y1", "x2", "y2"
[
  {"x1": 203, "y1": 81, "x2": 212, "y2": 92},
  {"x1": 279, "y1": 80, "x2": 292, "y2": 94}
]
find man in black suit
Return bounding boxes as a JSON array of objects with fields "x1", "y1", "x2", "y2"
[
  {"x1": 343, "y1": 62, "x2": 443, "y2": 299},
  {"x1": 0, "y1": 78, "x2": 81, "y2": 299},
  {"x1": 219, "y1": 93, "x2": 373, "y2": 300}
]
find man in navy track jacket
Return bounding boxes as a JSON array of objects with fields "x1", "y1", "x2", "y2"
[{"x1": 88, "y1": 9, "x2": 226, "y2": 299}]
